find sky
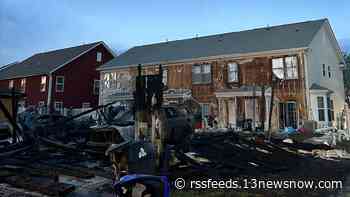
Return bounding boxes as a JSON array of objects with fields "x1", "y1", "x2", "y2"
[{"x1": 0, "y1": 0, "x2": 349, "y2": 66}]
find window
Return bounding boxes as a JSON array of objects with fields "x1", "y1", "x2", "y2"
[
  {"x1": 317, "y1": 96, "x2": 325, "y2": 121},
  {"x1": 38, "y1": 101, "x2": 45, "y2": 107},
  {"x1": 279, "y1": 102, "x2": 297, "y2": 129},
  {"x1": 9, "y1": 80, "x2": 14, "y2": 89},
  {"x1": 40, "y1": 76, "x2": 47, "y2": 92},
  {"x1": 327, "y1": 97, "x2": 334, "y2": 121},
  {"x1": 55, "y1": 76, "x2": 64, "y2": 92},
  {"x1": 285, "y1": 56, "x2": 298, "y2": 79},
  {"x1": 20, "y1": 79, "x2": 26, "y2": 92},
  {"x1": 328, "y1": 66, "x2": 331, "y2": 78},
  {"x1": 322, "y1": 64, "x2": 326, "y2": 77},
  {"x1": 201, "y1": 103, "x2": 210, "y2": 118},
  {"x1": 97, "y1": 52, "x2": 102, "y2": 62},
  {"x1": 162, "y1": 69, "x2": 168, "y2": 85},
  {"x1": 164, "y1": 107, "x2": 178, "y2": 118},
  {"x1": 272, "y1": 58, "x2": 284, "y2": 79},
  {"x1": 228, "y1": 63, "x2": 239, "y2": 82},
  {"x1": 272, "y1": 56, "x2": 298, "y2": 80},
  {"x1": 54, "y1": 101, "x2": 63, "y2": 114},
  {"x1": 103, "y1": 73, "x2": 111, "y2": 89},
  {"x1": 93, "y1": 80, "x2": 100, "y2": 95},
  {"x1": 192, "y1": 64, "x2": 211, "y2": 84},
  {"x1": 82, "y1": 102, "x2": 90, "y2": 108}
]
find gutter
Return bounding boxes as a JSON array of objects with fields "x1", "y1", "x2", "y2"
[{"x1": 97, "y1": 47, "x2": 308, "y2": 71}]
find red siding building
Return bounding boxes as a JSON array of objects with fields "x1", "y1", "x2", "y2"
[{"x1": 0, "y1": 41, "x2": 115, "y2": 114}]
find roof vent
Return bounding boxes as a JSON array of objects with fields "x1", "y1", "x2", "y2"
[
  {"x1": 195, "y1": 34, "x2": 199, "y2": 40},
  {"x1": 266, "y1": 24, "x2": 271, "y2": 31}
]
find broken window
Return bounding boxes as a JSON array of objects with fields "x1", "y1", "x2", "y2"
[
  {"x1": 192, "y1": 64, "x2": 211, "y2": 84},
  {"x1": 285, "y1": 56, "x2": 298, "y2": 79},
  {"x1": 40, "y1": 76, "x2": 47, "y2": 92},
  {"x1": 20, "y1": 78, "x2": 26, "y2": 93},
  {"x1": 97, "y1": 52, "x2": 102, "y2": 62},
  {"x1": 8, "y1": 80, "x2": 13, "y2": 89},
  {"x1": 228, "y1": 62, "x2": 239, "y2": 82},
  {"x1": 272, "y1": 56, "x2": 298, "y2": 80},
  {"x1": 93, "y1": 80, "x2": 100, "y2": 95},
  {"x1": 55, "y1": 76, "x2": 64, "y2": 92},
  {"x1": 317, "y1": 96, "x2": 325, "y2": 121},
  {"x1": 272, "y1": 58, "x2": 284, "y2": 79}
]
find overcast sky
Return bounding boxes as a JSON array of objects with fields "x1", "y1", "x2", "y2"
[{"x1": 0, "y1": 0, "x2": 349, "y2": 66}]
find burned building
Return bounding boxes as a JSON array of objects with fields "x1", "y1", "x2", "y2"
[{"x1": 98, "y1": 19, "x2": 346, "y2": 131}]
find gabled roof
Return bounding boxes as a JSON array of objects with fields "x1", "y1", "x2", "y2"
[
  {"x1": 99, "y1": 19, "x2": 327, "y2": 70},
  {"x1": 0, "y1": 41, "x2": 107, "y2": 80}
]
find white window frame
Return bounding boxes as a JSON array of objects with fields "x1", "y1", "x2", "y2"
[
  {"x1": 54, "y1": 101, "x2": 63, "y2": 113},
  {"x1": 9, "y1": 80, "x2": 14, "y2": 89},
  {"x1": 192, "y1": 64, "x2": 211, "y2": 84},
  {"x1": 317, "y1": 96, "x2": 326, "y2": 121},
  {"x1": 228, "y1": 62, "x2": 239, "y2": 82},
  {"x1": 322, "y1": 64, "x2": 326, "y2": 77},
  {"x1": 93, "y1": 80, "x2": 100, "y2": 95},
  {"x1": 162, "y1": 68, "x2": 168, "y2": 86},
  {"x1": 40, "y1": 76, "x2": 47, "y2": 92},
  {"x1": 97, "y1": 52, "x2": 102, "y2": 62},
  {"x1": 55, "y1": 76, "x2": 65, "y2": 92},
  {"x1": 20, "y1": 78, "x2": 26, "y2": 92},
  {"x1": 104, "y1": 73, "x2": 111, "y2": 89},
  {"x1": 328, "y1": 66, "x2": 331, "y2": 78},
  {"x1": 82, "y1": 102, "x2": 90, "y2": 108},
  {"x1": 272, "y1": 56, "x2": 298, "y2": 80}
]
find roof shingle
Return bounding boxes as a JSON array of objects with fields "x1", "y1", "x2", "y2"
[
  {"x1": 0, "y1": 42, "x2": 101, "y2": 80},
  {"x1": 99, "y1": 19, "x2": 326, "y2": 70}
]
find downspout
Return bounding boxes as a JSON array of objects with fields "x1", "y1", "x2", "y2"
[
  {"x1": 47, "y1": 74, "x2": 53, "y2": 113},
  {"x1": 303, "y1": 50, "x2": 312, "y2": 120}
]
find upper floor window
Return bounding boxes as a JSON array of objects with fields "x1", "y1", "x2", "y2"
[
  {"x1": 9, "y1": 80, "x2": 14, "y2": 89},
  {"x1": 93, "y1": 80, "x2": 100, "y2": 95},
  {"x1": 55, "y1": 76, "x2": 64, "y2": 92},
  {"x1": 20, "y1": 79, "x2": 26, "y2": 92},
  {"x1": 192, "y1": 64, "x2": 211, "y2": 84},
  {"x1": 322, "y1": 64, "x2": 326, "y2": 77},
  {"x1": 328, "y1": 66, "x2": 331, "y2": 78},
  {"x1": 97, "y1": 52, "x2": 102, "y2": 62},
  {"x1": 40, "y1": 76, "x2": 47, "y2": 92},
  {"x1": 228, "y1": 62, "x2": 239, "y2": 82},
  {"x1": 162, "y1": 68, "x2": 168, "y2": 86},
  {"x1": 272, "y1": 56, "x2": 298, "y2": 80}
]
